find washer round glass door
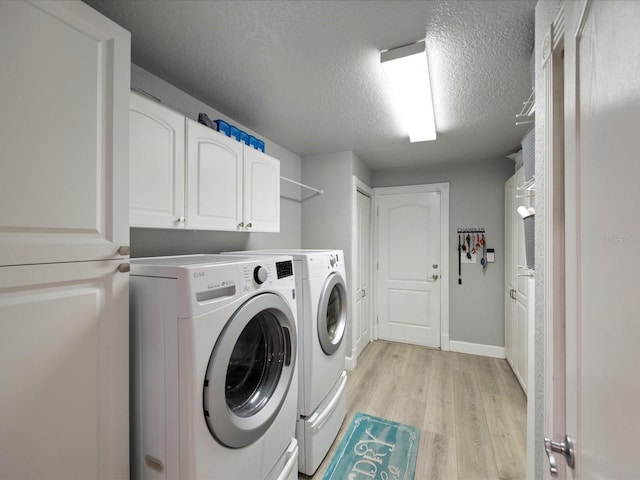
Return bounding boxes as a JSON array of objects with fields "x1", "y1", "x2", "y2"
[
  {"x1": 203, "y1": 292, "x2": 296, "y2": 448},
  {"x1": 317, "y1": 272, "x2": 347, "y2": 355}
]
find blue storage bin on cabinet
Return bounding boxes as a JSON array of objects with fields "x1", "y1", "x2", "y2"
[
  {"x1": 229, "y1": 125, "x2": 241, "y2": 141},
  {"x1": 215, "y1": 119, "x2": 231, "y2": 136}
]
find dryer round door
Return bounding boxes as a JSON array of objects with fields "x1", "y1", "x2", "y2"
[
  {"x1": 203, "y1": 292, "x2": 296, "y2": 448},
  {"x1": 317, "y1": 272, "x2": 347, "y2": 355}
]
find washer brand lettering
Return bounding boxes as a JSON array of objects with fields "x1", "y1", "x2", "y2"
[{"x1": 193, "y1": 271, "x2": 205, "y2": 278}]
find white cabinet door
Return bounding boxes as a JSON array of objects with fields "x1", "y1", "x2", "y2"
[
  {"x1": 504, "y1": 168, "x2": 530, "y2": 394},
  {"x1": 243, "y1": 146, "x2": 280, "y2": 232},
  {"x1": 130, "y1": 93, "x2": 185, "y2": 228},
  {"x1": 185, "y1": 119, "x2": 243, "y2": 230},
  {"x1": 504, "y1": 174, "x2": 516, "y2": 366},
  {"x1": 0, "y1": 260, "x2": 129, "y2": 480},
  {"x1": 0, "y1": 1, "x2": 130, "y2": 266},
  {"x1": 514, "y1": 168, "x2": 529, "y2": 393}
]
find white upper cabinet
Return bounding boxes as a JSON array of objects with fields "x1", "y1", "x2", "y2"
[
  {"x1": 0, "y1": 1, "x2": 130, "y2": 266},
  {"x1": 243, "y1": 146, "x2": 280, "y2": 232},
  {"x1": 130, "y1": 103, "x2": 280, "y2": 233},
  {"x1": 130, "y1": 93, "x2": 186, "y2": 228},
  {"x1": 185, "y1": 119, "x2": 244, "y2": 230}
]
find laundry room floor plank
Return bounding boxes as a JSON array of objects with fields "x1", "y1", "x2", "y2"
[
  {"x1": 423, "y1": 349, "x2": 456, "y2": 438},
  {"x1": 299, "y1": 341, "x2": 526, "y2": 480}
]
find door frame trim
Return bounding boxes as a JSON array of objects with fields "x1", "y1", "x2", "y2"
[
  {"x1": 539, "y1": 5, "x2": 568, "y2": 480},
  {"x1": 347, "y1": 175, "x2": 373, "y2": 370},
  {"x1": 372, "y1": 182, "x2": 450, "y2": 350}
]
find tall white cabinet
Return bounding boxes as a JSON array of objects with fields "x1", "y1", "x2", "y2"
[
  {"x1": 130, "y1": 94, "x2": 280, "y2": 232},
  {"x1": 0, "y1": 2, "x2": 130, "y2": 478},
  {"x1": 505, "y1": 167, "x2": 532, "y2": 394}
]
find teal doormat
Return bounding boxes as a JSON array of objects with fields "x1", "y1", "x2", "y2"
[{"x1": 323, "y1": 412, "x2": 420, "y2": 480}]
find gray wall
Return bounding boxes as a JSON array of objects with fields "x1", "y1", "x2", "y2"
[
  {"x1": 129, "y1": 64, "x2": 302, "y2": 258},
  {"x1": 373, "y1": 158, "x2": 515, "y2": 348},
  {"x1": 301, "y1": 151, "x2": 372, "y2": 362}
]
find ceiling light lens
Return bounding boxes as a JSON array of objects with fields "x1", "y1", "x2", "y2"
[{"x1": 381, "y1": 42, "x2": 436, "y2": 142}]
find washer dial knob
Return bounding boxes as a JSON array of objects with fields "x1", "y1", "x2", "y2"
[
  {"x1": 329, "y1": 255, "x2": 337, "y2": 267},
  {"x1": 253, "y1": 266, "x2": 268, "y2": 284}
]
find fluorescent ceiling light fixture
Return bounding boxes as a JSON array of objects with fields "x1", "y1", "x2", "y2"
[{"x1": 381, "y1": 40, "x2": 436, "y2": 142}]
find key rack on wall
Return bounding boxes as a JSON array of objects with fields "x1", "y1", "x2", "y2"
[{"x1": 456, "y1": 227, "x2": 492, "y2": 284}]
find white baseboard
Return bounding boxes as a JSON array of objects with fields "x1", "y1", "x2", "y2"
[
  {"x1": 440, "y1": 333, "x2": 450, "y2": 351},
  {"x1": 344, "y1": 355, "x2": 356, "y2": 371},
  {"x1": 449, "y1": 340, "x2": 505, "y2": 359}
]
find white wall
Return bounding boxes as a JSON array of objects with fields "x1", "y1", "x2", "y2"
[
  {"x1": 373, "y1": 158, "x2": 515, "y2": 349},
  {"x1": 129, "y1": 65, "x2": 302, "y2": 257}
]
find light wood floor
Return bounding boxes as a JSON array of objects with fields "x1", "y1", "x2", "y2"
[{"x1": 300, "y1": 341, "x2": 527, "y2": 480}]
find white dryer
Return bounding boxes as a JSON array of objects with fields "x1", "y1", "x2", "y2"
[
  {"x1": 224, "y1": 249, "x2": 348, "y2": 475},
  {"x1": 130, "y1": 254, "x2": 299, "y2": 480}
]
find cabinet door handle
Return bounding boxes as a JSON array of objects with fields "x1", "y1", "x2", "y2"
[
  {"x1": 118, "y1": 246, "x2": 130, "y2": 256},
  {"x1": 117, "y1": 263, "x2": 130, "y2": 273},
  {"x1": 245, "y1": 222, "x2": 252, "y2": 229},
  {"x1": 177, "y1": 217, "x2": 185, "y2": 224},
  {"x1": 238, "y1": 222, "x2": 244, "y2": 229}
]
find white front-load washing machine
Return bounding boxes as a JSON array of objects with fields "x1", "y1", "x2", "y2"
[
  {"x1": 129, "y1": 254, "x2": 299, "y2": 480},
  {"x1": 224, "y1": 249, "x2": 348, "y2": 475}
]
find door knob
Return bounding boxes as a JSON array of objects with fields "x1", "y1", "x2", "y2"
[
  {"x1": 118, "y1": 245, "x2": 130, "y2": 256},
  {"x1": 432, "y1": 274, "x2": 439, "y2": 280},
  {"x1": 117, "y1": 263, "x2": 130, "y2": 273},
  {"x1": 433, "y1": 264, "x2": 438, "y2": 269},
  {"x1": 544, "y1": 435, "x2": 575, "y2": 474},
  {"x1": 361, "y1": 289, "x2": 366, "y2": 298}
]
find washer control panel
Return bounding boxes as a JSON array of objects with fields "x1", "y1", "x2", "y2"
[
  {"x1": 253, "y1": 266, "x2": 268, "y2": 284},
  {"x1": 275, "y1": 260, "x2": 293, "y2": 279}
]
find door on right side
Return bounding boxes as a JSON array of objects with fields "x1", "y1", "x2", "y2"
[{"x1": 546, "y1": 1, "x2": 640, "y2": 477}]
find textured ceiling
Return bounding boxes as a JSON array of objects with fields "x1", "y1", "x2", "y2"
[{"x1": 83, "y1": 0, "x2": 535, "y2": 170}]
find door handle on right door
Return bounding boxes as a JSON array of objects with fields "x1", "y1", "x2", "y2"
[
  {"x1": 544, "y1": 435, "x2": 575, "y2": 475},
  {"x1": 432, "y1": 274, "x2": 439, "y2": 280}
]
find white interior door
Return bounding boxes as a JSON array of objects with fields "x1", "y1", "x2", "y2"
[
  {"x1": 375, "y1": 186, "x2": 442, "y2": 348},
  {"x1": 354, "y1": 188, "x2": 371, "y2": 358},
  {"x1": 544, "y1": 1, "x2": 640, "y2": 477}
]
